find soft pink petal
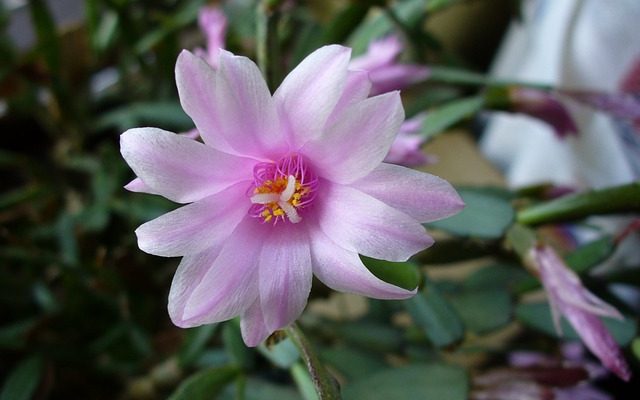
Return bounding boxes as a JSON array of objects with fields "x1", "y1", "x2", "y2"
[
  {"x1": 349, "y1": 35, "x2": 403, "y2": 71},
  {"x1": 240, "y1": 298, "x2": 270, "y2": 347},
  {"x1": 124, "y1": 177, "x2": 159, "y2": 195},
  {"x1": 274, "y1": 45, "x2": 351, "y2": 147},
  {"x1": 316, "y1": 183, "x2": 433, "y2": 261},
  {"x1": 120, "y1": 127, "x2": 253, "y2": 203},
  {"x1": 135, "y1": 182, "x2": 249, "y2": 257},
  {"x1": 351, "y1": 163, "x2": 464, "y2": 223},
  {"x1": 176, "y1": 217, "x2": 266, "y2": 326},
  {"x1": 564, "y1": 311, "x2": 631, "y2": 382},
  {"x1": 175, "y1": 50, "x2": 235, "y2": 153},
  {"x1": 326, "y1": 69, "x2": 372, "y2": 125},
  {"x1": 168, "y1": 245, "x2": 223, "y2": 327},
  {"x1": 214, "y1": 50, "x2": 286, "y2": 158},
  {"x1": 259, "y1": 224, "x2": 312, "y2": 332},
  {"x1": 309, "y1": 227, "x2": 416, "y2": 299},
  {"x1": 303, "y1": 91, "x2": 404, "y2": 184},
  {"x1": 368, "y1": 64, "x2": 430, "y2": 95}
]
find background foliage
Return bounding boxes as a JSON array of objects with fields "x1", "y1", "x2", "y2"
[{"x1": 1, "y1": 0, "x2": 638, "y2": 399}]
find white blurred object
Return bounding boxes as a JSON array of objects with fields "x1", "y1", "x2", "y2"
[{"x1": 481, "y1": 0, "x2": 640, "y2": 189}]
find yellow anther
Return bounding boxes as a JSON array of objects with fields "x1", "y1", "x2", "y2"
[{"x1": 273, "y1": 208, "x2": 285, "y2": 217}]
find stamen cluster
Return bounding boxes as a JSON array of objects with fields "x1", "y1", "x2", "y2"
[{"x1": 248, "y1": 154, "x2": 318, "y2": 224}]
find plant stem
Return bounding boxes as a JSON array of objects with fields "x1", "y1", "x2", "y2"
[
  {"x1": 285, "y1": 323, "x2": 341, "y2": 400},
  {"x1": 517, "y1": 182, "x2": 640, "y2": 225}
]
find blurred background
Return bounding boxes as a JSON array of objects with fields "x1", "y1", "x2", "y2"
[{"x1": 1, "y1": 0, "x2": 638, "y2": 399}]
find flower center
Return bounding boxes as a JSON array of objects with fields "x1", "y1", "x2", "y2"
[{"x1": 248, "y1": 154, "x2": 318, "y2": 225}]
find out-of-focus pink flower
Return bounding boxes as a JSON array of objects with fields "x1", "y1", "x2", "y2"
[
  {"x1": 349, "y1": 35, "x2": 430, "y2": 96},
  {"x1": 619, "y1": 56, "x2": 640, "y2": 95},
  {"x1": 120, "y1": 45, "x2": 464, "y2": 347},
  {"x1": 384, "y1": 113, "x2": 436, "y2": 167},
  {"x1": 560, "y1": 89, "x2": 640, "y2": 134},
  {"x1": 531, "y1": 245, "x2": 631, "y2": 381},
  {"x1": 508, "y1": 87, "x2": 579, "y2": 138},
  {"x1": 194, "y1": 5, "x2": 228, "y2": 68},
  {"x1": 472, "y1": 344, "x2": 612, "y2": 400}
]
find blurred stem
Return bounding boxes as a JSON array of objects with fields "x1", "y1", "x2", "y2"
[
  {"x1": 257, "y1": 0, "x2": 282, "y2": 90},
  {"x1": 517, "y1": 182, "x2": 640, "y2": 225},
  {"x1": 384, "y1": 6, "x2": 425, "y2": 62},
  {"x1": 285, "y1": 323, "x2": 341, "y2": 400}
]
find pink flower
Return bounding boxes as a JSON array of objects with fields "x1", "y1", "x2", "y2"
[
  {"x1": 531, "y1": 245, "x2": 631, "y2": 381},
  {"x1": 193, "y1": 5, "x2": 228, "y2": 68},
  {"x1": 384, "y1": 113, "x2": 436, "y2": 167},
  {"x1": 508, "y1": 87, "x2": 578, "y2": 138},
  {"x1": 120, "y1": 46, "x2": 464, "y2": 346},
  {"x1": 349, "y1": 35, "x2": 430, "y2": 96}
]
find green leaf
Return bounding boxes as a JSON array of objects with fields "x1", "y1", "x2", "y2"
[
  {"x1": 0, "y1": 319, "x2": 38, "y2": 349},
  {"x1": 223, "y1": 378, "x2": 300, "y2": 400},
  {"x1": 96, "y1": 101, "x2": 192, "y2": 132},
  {"x1": 0, "y1": 356, "x2": 44, "y2": 400},
  {"x1": 516, "y1": 302, "x2": 637, "y2": 346},
  {"x1": 361, "y1": 256, "x2": 421, "y2": 290},
  {"x1": 179, "y1": 325, "x2": 219, "y2": 368},
  {"x1": 134, "y1": 0, "x2": 205, "y2": 54},
  {"x1": 425, "y1": 0, "x2": 464, "y2": 13},
  {"x1": 465, "y1": 264, "x2": 532, "y2": 292},
  {"x1": 347, "y1": 0, "x2": 425, "y2": 55},
  {"x1": 32, "y1": 281, "x2": 59, "y2": 314},
  {"x1": 517, "y1": 182, "x2": 640, "y2": 225},
  {"x1": 335, "y1": 322, "x2": 403, "y2": 352},
  {"x1": 448, "y1": 288, "x2": 512, "y2": 334},
  {"x1": 404, "y1": 278, "x2": 464, "y2": 347},
  {"x1": 258, "y1": 337, "x2": 300, "y2": 369},
  {"x1": 28, "y1": 0, "x2": 59, "y2": 73},
  {"x1": 0, "y1": 186, "x2": 42, "y2": 210},
  {"x1": 420, "y1": 96, "x2": 485, "y2": 140},
  {"x1": 428, "y1": 66, "x2": 551, "y2": 90},
  {"x1": 343, "y1": 363, "x2": 468, "y2": 400},
  {"x1": 320, "y1": 346, "x2": 387, "y2": 381},
  {"x1": 632, "y1": 337, "x2": 640, "y2": 361},
  {"x1": 168, "y1": 366, "x2": 239, "y2": 400},
  {"x1": 323, "y1": 3, "x2": 371, "y2": 45},
  {"x1": 565, "y1": 236, "x2": 615, "y2": 274},
  {"x1": 428, "y1": 187, "x2": 515, "y2": 239},
  {"x1": 222, "y1": 321, "x2": 255, "y2": 370}
]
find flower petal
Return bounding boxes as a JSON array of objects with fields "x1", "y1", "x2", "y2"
[
  {"x1": 135, "y1": 182, "x2": 249, "y2": 257},
  {"x1": 213, "y1": 50, "x2": 285, "y2": 158},
  {"x1": 274, "y1": 45, "x2": 351, "y2": 147},
  {"x1": 120, "y1": 127, "x2": 253, "y2": 203},
  {"x1": 240, "y1": 298, "x2": 270, "y2": 347},
  {"x1": 351, "y1": 163, "x2": 464, "y2": 223},
  {"x1": 303, "y1": 91, "x2": 404, "y2": 184},
  {"x1": 316, "y1": 183, "x2": 433, "y2": 261},
  {"x1": 310, "y1": 227, "x2": 416, "y2": 299},
  {"x1": 175, "y1": 50, "x2": 236, "y2": 152},
  {"x1": 259, "y1": 224, "x2": 312, "y2": 332},
  {"x1": 368, "y1": 64, "x2": 430, "y2": 95},
  {"x1": 168, "y1": 245, "x2": 223, "y2": 327},
  {"x1": 124, "y1": 177, "x2": 159, "y2": 195},
  {"x1": 564, "y1": 311, "x2": 631, "y2": 381},
  {"x1": 326, "y1": 69, "x2": 372, "y2": 125},
  {"x1": 178, "y1": 217, "x2": 266, "y2": 326}
]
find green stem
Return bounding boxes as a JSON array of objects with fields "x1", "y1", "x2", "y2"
[
  {"x1": 517, "y1": 182, "x2": 640, "y2": 225},
  {"x1": 285, "y1": 324, "x2": 341, "y2": 400},
  {"x1": 428, "y1": 66, "x2": 552, "y2": 90}
]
